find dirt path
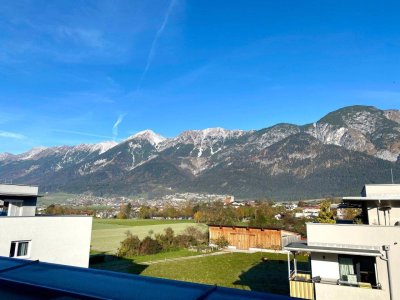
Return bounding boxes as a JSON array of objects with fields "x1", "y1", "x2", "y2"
[{"x1": 142, "y1": 251, "x2": 228, "y2": 265}]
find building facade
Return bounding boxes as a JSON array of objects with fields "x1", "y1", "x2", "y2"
[
  {"x1": 285, "y1": 184, "x2": 400, "y2": 300},
  {"x1": 0, "y1": 184, "x2": 92, "y2": 268}
]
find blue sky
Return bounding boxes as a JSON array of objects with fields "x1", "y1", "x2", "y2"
[{"x1": 1, "y1": 0, "x2": 400, "y2": 153}]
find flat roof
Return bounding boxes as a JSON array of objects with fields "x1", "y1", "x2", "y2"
[
  {"x1": 364, "y1": 184, "x2": 400, "y2": 187},
  {"x1": 284, "y1": 242, "x2": 382, "y2": 257},
  {"x1": 343, "y1": 196, "x2": 400, "y2": 201},
  {"x1": 0, "y1": 194, "x2": 43, "y2": 198},
  {"x1": 0, "y1": 257, "x2": 292, "y2": 300},
  {"x1": 208, "y1": 224, "x2": 282, "y2": 231},
  {"x1": 0, "y1": 184, "x2": 40, "y2": 198}
]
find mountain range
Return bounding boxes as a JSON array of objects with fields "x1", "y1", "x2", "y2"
[{"x1": 1, "y1": 105, "x2": 400, "y2": 200}]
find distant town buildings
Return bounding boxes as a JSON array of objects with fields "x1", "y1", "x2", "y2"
[{"x1": 294, "y1": 207, "x2": 320, "y2": 219}]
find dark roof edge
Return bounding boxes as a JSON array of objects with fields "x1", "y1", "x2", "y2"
[{"x1": 207, "y1": 224, "x2": 283, "y2": 231}]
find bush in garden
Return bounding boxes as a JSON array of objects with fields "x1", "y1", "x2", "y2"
[
  {"x1": 155, "y1": 227, "x2": 176, "y2": 251},
  {"x1": 182, "y1": 226, "x2": 208, "y2": 245},
  {"x1": 213, "y1": 235, "x2": 229, "y2": 249},
  {"x1": 117, "y1": 231, "x2": 141, "y2": 257},
  {"x1": 139, "y1": 236, "x2": 162, "y2": 255}
]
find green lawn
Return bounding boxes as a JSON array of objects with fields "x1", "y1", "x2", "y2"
[
  {"x1": 91, "y1": 252, "x2": 309, "y2": 295},
  {"x1": 38, "y1": 192, "x2": 77, "y2": 206},
  {"x1": 91, "y1": 249, "x2": 204, "y2": 273},
  {"x1": 91, "y1": 219, "x2": 206, "y2": 253},
  {"x1": 92, "y1": 218, "x2": 194, "y2": 229}
]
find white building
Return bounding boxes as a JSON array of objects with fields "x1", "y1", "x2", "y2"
[
  {"x1": 294, "y1": 207, "x2": 320, "y2": 219},
  {"x1": 285, "y1": 184, "x2": 400, "y2": 300},
  {"x1": 0, "y1": 184, "x2": 92, "y2": 268}
]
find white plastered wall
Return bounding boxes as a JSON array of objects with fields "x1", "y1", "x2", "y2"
[
  {"x1": 0, "y1": 216, "x2": 92, "y2": 268},
  {"x1": 310, "y1": 252, "x2": 340, "y2": 280}
]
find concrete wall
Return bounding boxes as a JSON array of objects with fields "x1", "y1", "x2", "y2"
[
  {"x1": 0, "y1": 185, "x2": 38, "y2": 196},
  {"x1": 307, "y1": 223, "x2": 400, "y2": 300},
  {"x1": 315, "y1": 282, "x2": 387, "y2": 300},
  {"x1": 364, "y1": 185, "x2": 400, "y2": 197},
  {"x1": 20, "y1": 198, "x2": 37, "y2": 216},
  {"x1": 0, "y1": 216, "x2": 92, "y2": 268},
  {"x1": 310, "y1": 252, "x2": 340, "y2": 280},
  {"x1": 6, "y1": 198, "x2": 37, "y2": 216},
  {"x1": 368, "y1": 207, "x2": 400, "y2": 226}
]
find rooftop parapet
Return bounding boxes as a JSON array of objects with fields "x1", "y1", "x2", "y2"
[{"x1": 0, "y1": 184, "x2": 39, "y2": 197}]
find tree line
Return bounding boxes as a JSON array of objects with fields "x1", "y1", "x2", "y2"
[{"x1": 117, "y1": 226, "x2": 208, "y2": 257}]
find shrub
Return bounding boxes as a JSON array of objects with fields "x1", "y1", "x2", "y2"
[
  {"x1": 155, "y1": 227, "x2": 176, "y2": 251},
  {"x1": 213, "y1": 235, "x2": 229, "y2": 249},
  {"x1": 182, "y1": 226, "x2": 208, "y2": 245},
  {"x1": 117, "y1": 226, "x2": 208, "y2": 258},
  {"x1": 174, "y1": 234, "x2": 197, "y2": 248},
  {"x1": 117, "y1": 231, "x2": 141, "y2": 257},
  {"x1": 139, "y1": 236, "x2": 162, "y2": 255}
]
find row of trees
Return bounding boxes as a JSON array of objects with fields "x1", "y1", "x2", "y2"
[
  {"x1": 45, "y1": 204, "x2": 96, "y2": 215},
  {"x1": 117, "y1": 226, "x2": 208, "y2": 257}
]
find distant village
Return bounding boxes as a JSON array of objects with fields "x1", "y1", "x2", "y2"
[{"x1": 38, "y1": 192, "x2": 347, "y2": 223}]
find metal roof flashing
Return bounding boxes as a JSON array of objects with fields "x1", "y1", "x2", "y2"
[
  {"x1": 0, "y1": 257, "x2": 293, "y2": 300},
  {"x1": 284, "y1": 242, "x2": 382, "y2": 257}
]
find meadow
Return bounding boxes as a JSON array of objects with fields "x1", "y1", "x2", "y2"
[
  {"x1": 38, "y1": 192, "x2": 77, "y2": 206},
  {"x1": 90, "y1": 218, "x2": 309, "y2": 295},
  {"x1": 91, "y1": 218, "x2": 206, "y2": 253},
  {"x1": 91, "y1": 252, "x2": 309, "y2": 295}
]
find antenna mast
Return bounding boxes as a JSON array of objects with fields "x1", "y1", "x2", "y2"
[{"x1": 391, "y1": 168, "x2": 394, "y2": 184}]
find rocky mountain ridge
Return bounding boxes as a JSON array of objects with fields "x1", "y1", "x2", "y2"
[{"x1": 1, "y1": 105, "x2": 399, "y2": 200}]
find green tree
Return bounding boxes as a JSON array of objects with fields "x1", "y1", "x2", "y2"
[
  {"x1": 139, "y1": 206, "x2": 151, "y2": 219},
  {"x1": 317, "y1": 200, "x2": 336, "y2": 223},
  {"x1": 117, "y1": 203, "x2": 131, "y2": 219}
]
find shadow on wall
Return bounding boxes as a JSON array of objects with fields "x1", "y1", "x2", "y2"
[
  {"x1": 234, "y1": 260, "x2": 309, "y2": 295},
  {"x1": 89, "y1": 254, "x2": 148, "y2": 274}
]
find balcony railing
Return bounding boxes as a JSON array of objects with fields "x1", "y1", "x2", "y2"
[
  {"x1": 289, "y1": 271, "x2": 314, "y2": 300},
  {"x1": 289, "y1": 271, "x2": 383, "y2": 300},
  {"x1": 314, "y1": 281, "x2": 386, "y2": 300}
]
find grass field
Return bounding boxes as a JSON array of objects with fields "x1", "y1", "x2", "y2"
[
  {"x1": 91, "y1": 219, "x2": 206, "y2": 253},
  {"x1": 38, "y1": 192, "x2": 77, "y2": 206},
  {"x1": 91, "y1": 252, "x2": 309, "y2": 295},
  {"x1": 91, "y1": 249, "x2": 205, "y2": 272}
]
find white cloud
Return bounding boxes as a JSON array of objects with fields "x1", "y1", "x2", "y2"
[
  {"x1": 112, "y1": 114, "x2": 125, "y2": 139},
  {"x1": 0, "y1": 130, "x2": 26, "y2": 140},
  {"x1": 138, "y1": 0, "x2": 177, "y2": 87}
]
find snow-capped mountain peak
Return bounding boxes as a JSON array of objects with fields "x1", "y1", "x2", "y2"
[
  {"x1": 171, "y1": 127, "x2": 246, "y2": 144},
  {"x1": 19, "y1": 146, "x2": 48, "y2": 160},
  {"x1": 91, "y1": 141, "x2": 118, "y2": 154},
  {"x1": 0, "y1": 152, "x2": 14, "y2": 161},
  {"x1": 126, "y1": 130, "x2": 166, "y2": 146}
]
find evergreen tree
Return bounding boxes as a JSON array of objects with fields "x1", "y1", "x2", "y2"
[{"x1": 316, "y1": 200, "x2": 336, "y2": 223}]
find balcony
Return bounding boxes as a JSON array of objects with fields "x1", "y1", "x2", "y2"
[
  {"x1": 314, "y1": 281, "x2": 386, "y2": 300},
  {"x1": 289, "y1": 272, "x2": 386, "y2": 300},
  {"x1": 289, "y1": 271, "x2": 314, "y2": 300}
]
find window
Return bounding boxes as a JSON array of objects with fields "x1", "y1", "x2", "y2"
[
  {"x1": 338, "y1": 255, "x2": 377, "y2": 287},
  {"x1": 9, "y1": 241, "x2": 30, "y2": 258}
]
